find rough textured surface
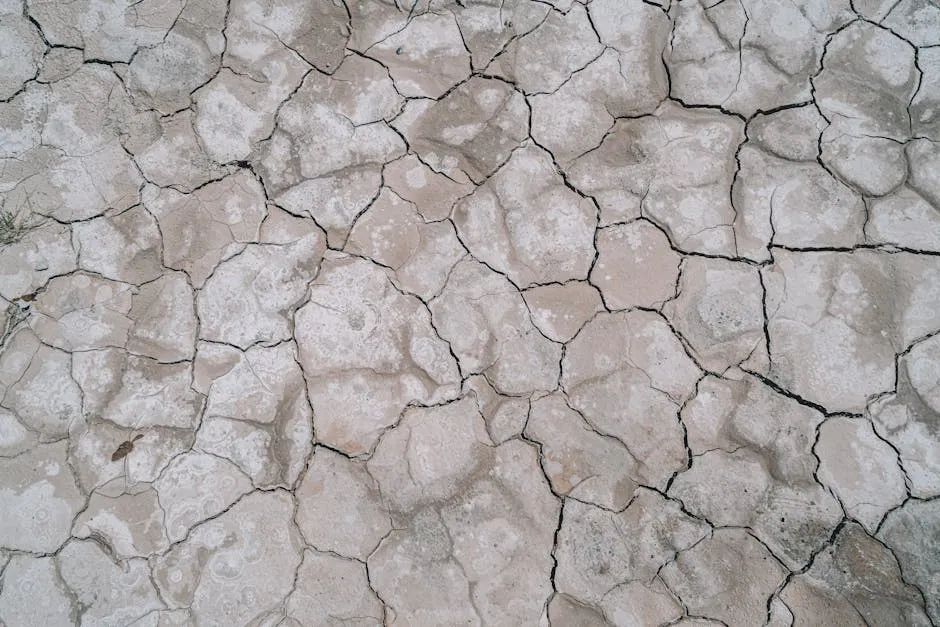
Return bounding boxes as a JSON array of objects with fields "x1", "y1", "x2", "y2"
[
  {"x1": 367, "y1": 397, "x2": 558, "y2": 624},
  {"x1": 1, "y1": 2, "x2": 938, "y2": 625},
  {"x1": 782, "y1": 522, "x2": 932, "y2": 626}
]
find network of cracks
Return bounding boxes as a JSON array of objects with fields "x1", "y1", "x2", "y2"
[{"x1": 1, "y1": 0, "x2": 940, "y2": 625}]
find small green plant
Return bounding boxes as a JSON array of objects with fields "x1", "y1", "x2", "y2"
[
  {"x1": 1, "y1": 300, "x2": 30, "y2": 353},
  {"x1": 0, "y1": 209, "x2": 43, "y2": 247}
]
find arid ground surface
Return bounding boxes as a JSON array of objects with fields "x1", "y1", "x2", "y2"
[{"x1": 2, "y1": 0, "x2": 940, "y2": 625}]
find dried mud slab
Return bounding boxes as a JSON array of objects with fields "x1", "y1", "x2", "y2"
[{"x1": 2, "y1": 0, "x2": 939, "y2": 623}]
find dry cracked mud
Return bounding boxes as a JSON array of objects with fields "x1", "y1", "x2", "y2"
[{"x1": 1, "y1": 0, "x2": 939, "y2": 625}]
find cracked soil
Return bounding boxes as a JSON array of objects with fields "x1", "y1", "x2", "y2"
[{"x1": 1, "y1": 0, "x2": 940, "y2": 625}]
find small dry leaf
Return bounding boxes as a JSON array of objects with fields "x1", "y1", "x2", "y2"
[{"x1": 111, "y1": 434, "x2": 144, "y2": 462}]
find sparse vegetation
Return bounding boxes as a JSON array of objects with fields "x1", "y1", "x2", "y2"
[
  {"x1": 0, "y1": 300, "x2": 30, "y2": 353},
  {"x1": 0, "y1": 209, "x2": 43, "y2": 247}
]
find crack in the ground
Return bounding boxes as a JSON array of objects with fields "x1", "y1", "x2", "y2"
[{"x1": 2, "y1": 1, "x2": 939, "y2": 623}]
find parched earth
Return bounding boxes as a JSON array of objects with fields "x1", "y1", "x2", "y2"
[{"x1": 1, "y1": 0, "x2": 939, "y2": 625}]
